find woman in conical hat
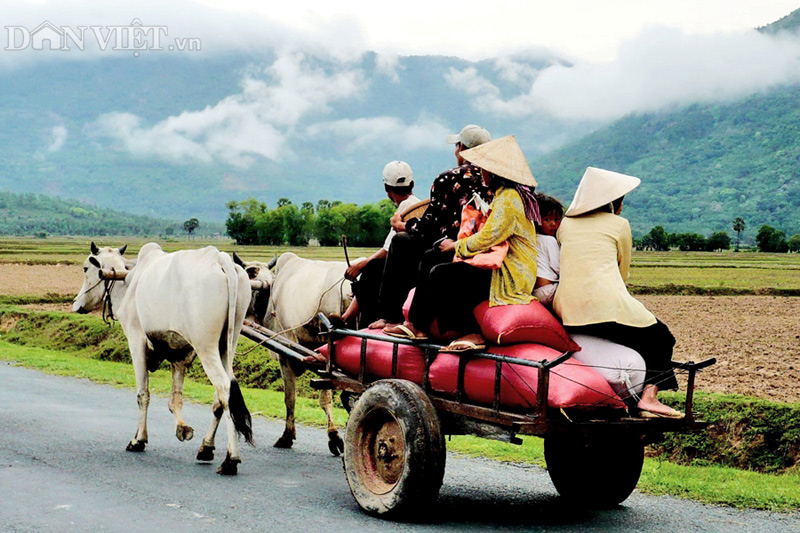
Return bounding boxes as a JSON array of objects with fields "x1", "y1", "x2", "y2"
[
  {"x1": 384, "y1": 136, "x2": 540, "y2": 351},
  {"x1": 554, "y1": 167, "x2": 681, "y2": 418}
]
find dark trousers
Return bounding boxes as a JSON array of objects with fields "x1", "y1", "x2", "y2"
[
  {"x1": 565, "y1": 320, "x2": 679, "y2": 391},
  {"x1": 350, "y1": 257, "x2": 386, "y2": 326},
  {"x1": 409, "y1": 261, "x2": 491, "y2": 335},
  {"x1": 378, "y1": 233, "x2": 427, "y2": 324}
]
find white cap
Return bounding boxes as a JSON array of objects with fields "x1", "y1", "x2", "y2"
[
  {"x1": 446, "y1": 124, "x2": 491, "y2": 149},
  {"x1": 382, "y1": 161, "x2": 414, "y2": 187},
  {"x1": 565, "y1": 167, "x2": 641, "y2": 217}
]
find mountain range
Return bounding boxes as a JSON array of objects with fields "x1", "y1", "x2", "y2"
[{"x1": 1, "y1": 9, "x2": 800, "y2": 238}]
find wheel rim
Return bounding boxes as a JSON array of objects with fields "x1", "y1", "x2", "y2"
[{"x1": 354, "y1": 409, "x2": 406, "y2": 495}]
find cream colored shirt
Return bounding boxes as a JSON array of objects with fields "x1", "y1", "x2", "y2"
[{"x1": 553, "y1": 212, "x2": 656, "y2": 328}]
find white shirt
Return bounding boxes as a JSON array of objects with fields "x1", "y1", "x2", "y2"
[
  {"x1": 383, "y1": 195, "x2": 420, "y2": 251},
  {"x1": 536, "y1": 234, "x2": 560, "y2": 282}
]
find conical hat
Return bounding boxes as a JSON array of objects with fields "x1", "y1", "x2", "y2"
[
  {"x1": 565, "y1": 167, "x2": 641, "y2": 217},
  {"x1": 459, "y1": 135, "x2": 537, "y2": 187}
]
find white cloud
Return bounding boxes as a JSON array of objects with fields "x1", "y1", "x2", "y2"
[
  {"x1": 91, "y1": 52, "x2": 365, "y2": 166},
  {"x1": 375, "y1": 52, "x2": 402, "y2": 82},
  {"x1": 305, "y1": 114, "x2": 450, "y2": 152},
  {"x1": 448, "y1": 27, "x2": 800, "y2": 122},
  {"x1": 47, "y1": 125, "x2": 67, "y2": 152}
]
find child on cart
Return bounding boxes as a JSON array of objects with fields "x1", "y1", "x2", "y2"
[{"x1": 533, "y1": 194, "x2": 564, "y2": 307}]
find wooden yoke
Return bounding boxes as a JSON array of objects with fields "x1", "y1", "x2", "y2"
[{"x1": 99, "y1": 268, "x2": 129, "y2": 281}]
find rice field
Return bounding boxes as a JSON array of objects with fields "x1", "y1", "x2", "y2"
[{"x1": 1, "y1": 236, "x2": 798, "y2": 292}]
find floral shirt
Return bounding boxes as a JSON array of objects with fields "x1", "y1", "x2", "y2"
[{"x1": 405, "y1": 163, "x2": 493, "y2": 246}]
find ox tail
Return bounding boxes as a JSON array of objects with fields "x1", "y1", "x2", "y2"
[
  {"x1": 218, "y1": 252, "x2": 240, "y2": 369},
  {"x1": 229, "y1": 380, "x2": 254, "y2": 445}
]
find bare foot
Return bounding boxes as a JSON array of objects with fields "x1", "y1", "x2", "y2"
[
  {"x1": 368, "y1": 319, "x2": 387, "y2": 329},
  {"x1": 637, "y1": 399, "x2": 683, "y2": 418}
]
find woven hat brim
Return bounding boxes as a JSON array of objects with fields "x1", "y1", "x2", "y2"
[
  {"x1": 565, "y1": 167, "x2": 641, "y2": 216},
  {"x1": 460, "y1": 135, "x2": 537, "y2": 187}
]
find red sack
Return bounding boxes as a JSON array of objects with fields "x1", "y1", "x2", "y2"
[
  {"x1": 473, "y1": 300, "x2": 581, "y2": 352},
  {"x1": 317, "y1": 329, "x2": 426, "y2": 384},
  {"x1": 453, "y1": 204, "x2": 508, "y2": 270},
  {"x1": 429, "y1": 343, "x2": 624, "y2": 410}
]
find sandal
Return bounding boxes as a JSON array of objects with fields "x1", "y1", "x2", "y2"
[
  {"x1": 440, "y1": 334, "x2": 486, "y2": 353},
  {"x1": 637, "y1": 407, "x2": 684, "y2": 419},
  {"x1": 383, "y1": 323, "x2": 428, "y2": 340}
]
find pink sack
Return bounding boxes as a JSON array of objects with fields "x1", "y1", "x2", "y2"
[
  {"x1": 429, "y1": 343, "x2": 624, "y2": 410},
  {"x1": 317, "y1": 329, "x2": 426, "y2": 384},
  {"x1": 473, "y1": 300, "x2": 581, "y2": 352}
]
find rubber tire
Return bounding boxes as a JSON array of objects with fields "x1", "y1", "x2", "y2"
[
  {"x1": 343, "y1": 379, "x2": 446, "y2": 518},
  {"x1": 544, "y1": 433, "x2": 644, "y2": 507}
]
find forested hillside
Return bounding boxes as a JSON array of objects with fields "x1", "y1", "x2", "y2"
[
  {"x1": 532, "y1": 86, "x2": 800, "y2": 237},
  {"x1": 0, "y1": 191, "x2": 221, "y2": 236}
]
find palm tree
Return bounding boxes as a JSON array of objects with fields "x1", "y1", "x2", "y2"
[{"x1": 732, "y1": 217, "x2": 746, "y2": 251}]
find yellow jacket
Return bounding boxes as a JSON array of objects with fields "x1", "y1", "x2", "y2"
[
  {"x1": 553, "y1": 212, "x2": 656, "y2": 327},
  {"x1": 455, "y1": 187, "x2": 538, "y2": 306}
]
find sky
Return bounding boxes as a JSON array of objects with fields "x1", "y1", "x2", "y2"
[{"x1": 5, "y1": 1, "x2": 800, "y2": 172}]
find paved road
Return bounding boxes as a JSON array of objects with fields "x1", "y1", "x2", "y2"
[{"x1": 1, "y1": 362, "x2": 798, "y2": 532}]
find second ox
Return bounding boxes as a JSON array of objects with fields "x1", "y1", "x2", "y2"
[{"x1": 234, "y1": 251, "x2": 352, "y2": 455}]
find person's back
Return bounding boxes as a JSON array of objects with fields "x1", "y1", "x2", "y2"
[{"x1": 555, "y1": 211, "x2": 654, "y2": 327}]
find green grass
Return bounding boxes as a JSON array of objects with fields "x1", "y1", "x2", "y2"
[{"x1": 1, "y1": 339, "x2": 798, "y2": 512}]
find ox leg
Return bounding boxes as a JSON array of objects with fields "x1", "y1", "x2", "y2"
[
  {"x1": 319, "y1": 390, "x2": 344, "y2": 456},
  {"x1": 126, "y1": 341, "x2": 149, "y2": 452},
  {"x1": 274, "y1": 355, "x2": 297, "y2": 449},
  {"x1": 197, "y1": 353, "x2": 242, "y2": 475},
  {"x1": 169, "y1": 360, "x2": 194, "y2": 442},
  {"x1": 197, "y1": 390, "x2": 222, "y2": 462}
]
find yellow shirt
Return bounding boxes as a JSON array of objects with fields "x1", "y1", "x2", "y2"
[
  {"x1": 454, "y1": 187, "x2": 538, "y2": 307},
  {"x1": 553, "y1": 212, "x2": 656, "y2": 327}
]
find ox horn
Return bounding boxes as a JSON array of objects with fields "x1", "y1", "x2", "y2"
[
  {"x1": 233, "y1": 251, "x2": 245, "y2": 268},
  {"x1": 118, "y1": 244, "x2": 128, "y2": 255},
  {"x1": 91, "y1": 241, "x2": 99, "y2": 255},
  {"x1": 99, "y1": 267, "x2": 129, "y2": 281},
  {"x1": 267, "y1": 255, "x2": 277, "y2": 269}
]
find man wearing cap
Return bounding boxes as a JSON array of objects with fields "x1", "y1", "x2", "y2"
[
  {"x1": 372, "y1": 125, "x2": 493, "y2": 329},
  {"x1": 337, "y1": 161, "x2": 419, "y2": 327}
]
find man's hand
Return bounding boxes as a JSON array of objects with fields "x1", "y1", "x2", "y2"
[
  {"x1": 390, "y1": 213, "x2": 406, "y2": 232},
  {"x1": 345, "y1": 262, "x2": 363, "y2": 281},
  {"x1": 439, "y1": 238, "x2": 455, "y2": 253}
]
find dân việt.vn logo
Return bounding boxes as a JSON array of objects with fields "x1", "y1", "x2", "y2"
[{"x1": 4, "y1": 19, "x2": 201, "y2": 56}]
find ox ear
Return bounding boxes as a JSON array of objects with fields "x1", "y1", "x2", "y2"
[
  {"x1": 267, "y1": 255, "x2": 277, "y2": 269},
  {"x1": 90, "y1": 241, "x2": 99, "y2": 255},
  {"x1": 233, "y1": 251, "x2": 245, "y2": 268},
  {"x1": 117, "y1": 244, "x2": 127, "y2": 256},
  {"x1": 245, "y1": 266, "x2": 260, "y2": 280},
  {"x1": 88, "y1": 256, "x2": 101, "y2": 269}
]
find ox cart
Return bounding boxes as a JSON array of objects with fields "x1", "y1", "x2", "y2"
[{"x1": 240, "y1": 317, "x2": 715, "y2": 518}]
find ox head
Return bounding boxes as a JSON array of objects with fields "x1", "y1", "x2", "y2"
[
  {"x1": 233, "y1": 252, "x2": 276, "y2": 323},
  {"x1": 72, "y1": 242, "x2": 129, "y2": 314}
]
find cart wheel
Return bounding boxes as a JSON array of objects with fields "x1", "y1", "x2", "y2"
[
  {"x1": 343, "y1": 379, "x2": 445, "y2": 517},
  {"x1": 544, "y1": 433, "x2": 644, "y2": 506}
]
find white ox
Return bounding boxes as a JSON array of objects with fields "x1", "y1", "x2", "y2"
[
  {"x1": 234, "y1": 251, "x2": 352, "y2": 455},
  {"x1": 73, "y1": 242, "x2": 254, "y2": 475}
]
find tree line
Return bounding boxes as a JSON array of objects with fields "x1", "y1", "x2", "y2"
[
  {"x1": 637, "y1": 219, "x2": 800, "y2": 253},
  {"x1": 225, "y1": 197, "x2": 395, "y2": 247}
]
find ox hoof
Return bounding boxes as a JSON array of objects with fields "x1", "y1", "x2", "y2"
[
  {"x1": 176, "y1": 424, "x2": 195, "y2": 442},
  {"x1": 216, "y1": 453, "x2": 240, "y2": 476},
  {"x1": 196, "y1": 444, "x2": 215, "y2": 462},
  {"x1": 328, "y1": 431, "x2": 344, "y2": 456},
  {"x1": 273, "y1": 434, "x2": 295, "y2": 449},
  {"x1": 126, "y1": 440, "x2": 146, "y2": 453}
]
